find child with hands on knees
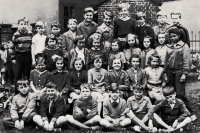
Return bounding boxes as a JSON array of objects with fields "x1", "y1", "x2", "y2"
[
  {"x1": 3, "y1": 78, "x2": 36, "y2": 130},
  {"x1": 33, "y1": 82, "x2": 67, "y2": 132},
  {"x1": 66, "y1": 83, "x2": 101, "y2": 130},
  {"x1": 123, "y1": 34, "x2": 141, "y2": 69},
  {"x1": 148, "y1": 86, "x2": 192, "y2": 132},
  {"x1": 145, "y1": 52, "x2": 167, "y2": 103},
  {"x1": 30, "y1": 57, "x2": 50, "y2": 100},
  {"x1": 108, "y1": 39, "x2": 126, "y2": 70},
  {"x1": 43, "y1": 34, "x2": 64, "y2": 72},
  {"x1": 105, "y1": 57, "x2": 130, "y2": 100},
  {"x1": 141, "y1": 36, "x2": 155, "y2": 69}
]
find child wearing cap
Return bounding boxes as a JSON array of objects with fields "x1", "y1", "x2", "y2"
[
  {"x1": 164, "y1": 27, "x2": 195, "y2": 120},
  {"x1": 77, "y1": 7, "x2": 98, "y2": 43},
  {"x1": 3, "y1": 78, "x2": 36, "y2": 130},
  {"x1": 33, "y1": 82, "x2": 67, "y2": 132},
  {"x1": 148, "y1": 86, "x2": 192, "y2": 132},
  {"x1": 113, "y1": 3, "x2": 136, "y2": 50},
  {"x1": 135, "y1": 12, "x2": 155, "y2": 50},
  {"x1": 32, "y1": 20, "x2": 47, "y2": 66},
  {"x1": 97, "y1": 11, "x2": 114, "y2": 51},
  {"x1": 12, "y1": 17, "x2": 33, "y2": 93},
  {"x1": 65, "y1": 83, "x2": 101, "y2": 130},
  {"x1": 126, "y1": 85, "x2": 155, "y2": 132},
  {"x1": 68, "y1": 35, "x2": 89, "y2": 70},
  {"x1": 153, "y1": 11, "x2": 170, "y2": 48},
  {"x1": 171, "y1": 11, "x2": 190, "y2": 47}
]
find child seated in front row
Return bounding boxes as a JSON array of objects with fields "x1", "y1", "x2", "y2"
[
  {"x1": 66, "y1": 83, "x2": 101, "y2": 130},
  {"x1": 100, "y1": 83, "x2": 131, "y2": 131},
  {"x1": 33, "y1": 82, "x2": 67, "y2": 132},
  {"x1": 141, "y1": 36, "x2": 155, "y2": 69},
  {"x1": 126, "y1": 85, "x2": 155, "y2": 132},
  {"x1": 145, "y1": 52, "x2": 167, "y2": 103},
  {"x1": 3, "y1": 78, "x2": 36, "y2": 130},
  {"x1": 148, "y1": 86, "x2": 192, "y2": 132}
]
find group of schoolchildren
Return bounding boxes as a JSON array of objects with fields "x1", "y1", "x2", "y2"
[{"x1": 0, "y1": 2, "x2": 197, "y2": 133}]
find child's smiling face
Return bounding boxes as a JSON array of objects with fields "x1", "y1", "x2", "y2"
[
  {"x1": 51, "y1": 26, "x2": 60, "y2": 35},
  {"x1": 120, "y1": 8, "x2": 129, "y2": 18},
  {"x1": 103, "y1": 14, "x2": 112, "y2": 26},
  {"x1": 93, "y1": 40, "x2": 101, "y2": 49},
  {"x1": 18, "y1": 21, "x2": 28, "y2": 31},
  {"x1": 127, "y1": 36, "x2": 136, "y2": 47},
  {"x1": 112, "y1": 58, "x2": 122, "y2": 71},
  {"x1": 111, "y1": 42, "x2": 119, "y2": 51},
  {"x1": 67, "y1": 21, "x2": 77, "y2": 31},
  {"x1": 131, "y1": 57, "x2": 140, "y2": 69},
  {"x1": 133, "y1": 89, "x2": 143, "y2": 100},
  {"x1": 84, "y1": 12, "x2": 93, "y2": 23},
  {"x1": 143, "y1": 38, "x2": 151, "y2": 49},
  {"x1": 158, "y1": 34, "x2": 166, "y2": 45},
  {"x1": 151, "y1": 57, "x2": 159, "y2": 68},
  {"x1": 74, "y1": 60, "x2": 83, "y2": 71}
]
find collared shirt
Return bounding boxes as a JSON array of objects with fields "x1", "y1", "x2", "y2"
[
  {"x1": 75, "y1": 47, "x2": 85, "y2": 63},
  {"x1": 110, "y1": 97, "x2": 120, "y2": 104},
  {"x1": 155, "y1": 45, "x2": 168, "y2": 65},
  {"x1": 127, "y1": 95, "x2": 152, "y2": 114},
  {"x1": 32, "y1": 33, "x2": 47, "y2": 55}
]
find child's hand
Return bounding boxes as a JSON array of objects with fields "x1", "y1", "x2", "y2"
[
  {"x1": 32, "y1": 61, "x2": 36, "y2": 66},
  {"x1": 12, "y1": 60, "x2": 16, "y2": 64},
  {"x1": 86, "y1": 109, "x2": 92, "y2": 113},
  {"x1": 44, "y1": 120, "x2": 49, "y2": 131},
  {"x1": 18, "y1": 120, "x2": 24, "y2": 130},
  {"x1": 49, "y1": 122, "x2": 54, "y2": 131},
  {"x1": 74, "y1": 89, "x2": 80, "y2": 95},
  {"x1": 180, "y1": 74, "x2": 186, "y2": 82},
  {"x1": 15, "y1": 120, "x2": 20, "y2": 129},
  {"x1": 172, "y1": 119, "x2": 178, "y2": 128},
  {"x1": 113, "y1": 119, "x2": 120, "y2": 127}
]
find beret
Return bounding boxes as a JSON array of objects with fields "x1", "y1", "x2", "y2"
[{"x1": 163, "y1": 86, "x2": 175, "y2": 96}]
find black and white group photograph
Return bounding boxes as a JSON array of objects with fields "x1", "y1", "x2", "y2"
[{"x1": 0, "y1": 0, "x2": 200, "y2": 132}]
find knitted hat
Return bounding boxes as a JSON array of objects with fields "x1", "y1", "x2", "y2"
[{"x1": 163, "y1": 86, "x2": 175, "y2": 96}]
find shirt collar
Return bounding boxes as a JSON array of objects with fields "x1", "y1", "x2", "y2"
[
  {"x1": 76, "y1": 47, "x2": 84, "y2": 52},
  {"x1": 131, "y1": 67, "x2": 139, "y2": 73},
  {"x1": 52, "y1": 69, "x2": 68, "y2": 74},
  {"x1": 83, "y1": 20, "x2": 95, "y2": 26},
  {"x1": 132, "y1": 95, "x2": 146, "y2": 103},
  {"x1": 110, "y1": 97, "x2": 120, "y2": 104}
]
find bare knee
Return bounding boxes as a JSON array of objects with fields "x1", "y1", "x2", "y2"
[
  {"x1": 100, "y1": 119, "x2": 110, "y2": 127},
  {"x1": 57, "y1": 116, "x2": 67, "y2": 124},
  {"x1": 120, "y1": 118, "x2": 131, "y2": 127},
  {"x1": 66, "y1": 115, "x2": 74, "y2": 123},
  {"x1": 93, "y1": 115, "x2": 101, "y2": 123}
]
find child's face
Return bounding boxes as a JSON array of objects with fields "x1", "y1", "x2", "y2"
[
  {"x1": 171, "y1": 14, "x2": 180, "y2": 25},
  {"x1": 158, "y1": 34, "x2": 166, "y2": 45},
  {"x1": 165, "y1": 93, "x2": 176, "y2": 104},
  {"x1": 127, "y1": 36, "x2": 136, "y2": 47},
  {"x1": 84, "y1": 12, "x2": 93, "y2": 23},
  {"x1": 94, "y1": 58, "x2": 102, "y2": 69},
  {"x1": 157, "y1": 15, "x2": 167, "y2": 25},
  {"x1": 81, "y1": 87, "x2": 91, "y2": 100},
  {"x1": 18, "y1": 21, "x2": 28, "y2": 31},
  {"x1": 48, "y1": 39, "x2": 56, "y2": 48},
  {"x1": 77, "y1": 40, "x2": 85, "y2": 49},
  {"x1": 36, "y1": 26, "x2": 45, "y2": 35},
  {"x1": 74, "y1": 60, "x2": 83, "y2": 71},
  {"x1": 56, "y1": 60, "x2": 64, "y2": 70},
  {"x1": 93, "y1": 40, "x2": 101, "y2": 49},
  {"x1": 112, "y1": 59, "x2": 122, "y2": 71},
  {"x1": 67, "y1": 21, "x2": 77, "y2": 31},
  {"x1": 18, "y1": 84, "x2": 30, "y2": 95},
  {"x1": 36, "y1": 63, "x2": 46, "y2": 72},
  {"x1": 151, "y1": 57, "x2": 159, "y2": 68},
  {"x1": 137, "y1": 17, "x2": 145, "y2": 25},
  {"x1": 131, "y1": 58, "x2": 140, "y2": 69},
  {"x1": 103, "y1": 14, "x2": 112, "y2": 26},
  {"x1": 143, "y1": 38, "x2": 151, "y2": 49},
  {"x1": 133, "y1": 89, "x2": 143, "y2": 100},
  {"x1": 111, "y1": 42, "x2": 119, "y2": 51},
  {"x1": 169, "y1": 33, "x2": 180, "y2": 43},
  {"x1": 47, "y1": 88, "x2": 57, "y2": 99},
  {"x1": 120, "y1": 8, "x2": 129, "y2": 18},
  {"x1": 3, "y1": 44, "x2": 8, "y2": 49},
  {"x1": 51, "y1": 26, "x2": 60, "y2": 35},
  {"x1": 110, "y1": 90, "x2": 119, "y2": 100}
]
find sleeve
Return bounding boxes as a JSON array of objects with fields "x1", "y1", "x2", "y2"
[
  {"x1": 63, "y1": 74, "x2": 74, "y2": 93},
  {"x1": 127, "y1": 98, "x2": 132, "y2": 108},
  {"x1": 113, "y1": 20, "x2": 118, "y2": 39},
  {"x1": 177, "y1": 99, "x2": 191, "y2": 122},
  {"x1": 88, "y1": 69, "x2": 93, "y2": 84},
  {"x1": 41, "y1": 98, "x2": 48, "y2": 121},
  {"x1": 30, "y1": 70, "x2": 33, "y2": 82},
  {"x1": 32, "y1": 35, "x2": 37, "y2": 44},
  {"x1": 182, "y1": 45, "x2": 191, "y2": 74},
  {"x1": 22, "y1": 94, "x2": 36, "y2": 121},
  {"x1": 10, "y1": 96, "x2": 19, "y2": 121},
  {"x1": 146, "y1": 97, "x2": 152, "y2": 111},
  {"x1": 119, "y1": 72, "x2": 130, "y2": 91},
  {"x1": 12, "y1": 33, "x2": 18, "y2": 45},
  {"x1": 164, "y1": 49, "x2": 169, "y2": 73},
  {"x1": 51, "y1": 97, "x2": 65, "y2": 123},
  {"x1": 148, "y1": 101, "x2": 162, "y2": 120},
  {"x1": 102, "y1": 101, "x2": 110, "y2": 118},
  {"x1": 141, "y1": 69, "x2": 147, "y2": 89},
  {"x1": 86, "y1": 50, "x2": 91, "y2": 70},
  {"x1": 73, "y1": 100, "x2": 84, "y2": 120},
  {"x1": 85, "y1": 100, "x2": 98, "y2": 119},
  {"x1": 59, "y1": 49, "x2": 64, "y2": 58},
  {"x1": 119, "y1": 100, "x2": 127, "y2": 121},
  {"x1": 120, "y1": 52, "x2": 126, "y2": 64}
]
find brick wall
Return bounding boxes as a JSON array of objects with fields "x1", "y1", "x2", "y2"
[{"x1": 97, "y1": 0, "x2": 160, "y2": 26}]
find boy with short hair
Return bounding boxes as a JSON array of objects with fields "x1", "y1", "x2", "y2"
[
  {"x1": 12, "y1": 17, "x2": 33, "y2": 93},
  {"x1": 126, "y1": 85, "x2": 154, "y2": 132},
  {"x1": 32, "y1": 20, "x2": 47, "y2": 66},
  {"x1": 77, "y1": 7, "x2": 98, "y2": 46},
  {"x1": 153, "y1": 11, "x2": 170, "y2": 48},
  {"x1": 170, "y1": 11, "x2": 190, "y2": 47},
  {"x1": 3, "y1": 78, "x2": 36, "y2": 130},
  {"x1": 135, "y1": 12, "x2": 155, "y2": 50},
  {"x1": 33, "y1": 82, "x2": 67, "y2": 132},
  {"x1": 66, "y1": 83, "x2": 101, "y2": 130},
  {"x1": 100, "y1": 83, "x2": 131, "y2": 131},
  {"x1": 148, "y1": 86, "x2": 192, "y2": 132}
]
